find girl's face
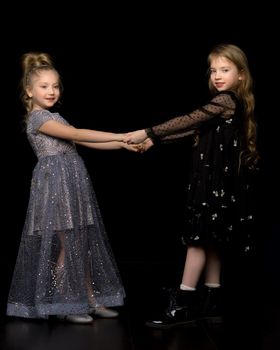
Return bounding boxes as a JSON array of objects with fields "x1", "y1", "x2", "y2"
[
  {"x1": 26, "y1": 69, "x2": 60, "y2": 111},
  {"x1": 210, "y1": 56, "x2": 243, "y2": 92}
]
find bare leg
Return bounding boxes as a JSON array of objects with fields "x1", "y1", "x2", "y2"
[
  {"x1": 181, "y1": 246, "x2": 206, "y2": 288},
  {"x1": 58, "y1": 234, "x2": 94, "y2": 305},
  {"x1": 204, "y1": 246, "x2": 221, "y2": 286},
  {"x1": 52, "y1": 232, "x2": 66, "y2": 293},
  {"x1": 56, "y1": 232, "x2": 66, "y2": 268}
]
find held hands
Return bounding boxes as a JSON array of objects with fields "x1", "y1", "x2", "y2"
[
  {"x1": 136, "y1": 138, "x2": 154, "y2": 153},
  {"x1": 123, "y1": 129, "x2": 147, "y2": 144},
  {"x1": 120, "y1": 129, "x2": 153, "y2": 153},
  {"x1": 121, "y1": 138, "x2": 154, "y2": 153},
  {"x1": 122, "y1": 142, "x2": 142, "y2": 152}
]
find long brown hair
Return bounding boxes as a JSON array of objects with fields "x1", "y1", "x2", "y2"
[{"x1": 208, "y1": 44, "x2": 259, "y2": 169}]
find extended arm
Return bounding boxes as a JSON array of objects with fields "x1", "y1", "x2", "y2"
[
  {"x1": 75, "y1": 140, "x2": 140, "y2": 152},
  {"x1": 124, "y1": 92, "x2": 236, "y2": 144},
  {"x1": 39, "y1": 120, "x2": 124, "y2": 143}
]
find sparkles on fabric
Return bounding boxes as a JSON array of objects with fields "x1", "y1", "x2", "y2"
[{"x1": 7, "y1": 110, "x2": 125, "y2": 319}]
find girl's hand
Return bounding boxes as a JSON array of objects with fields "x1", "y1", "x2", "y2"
[
  {"x1": 123, "y1": 130, "x2": 147, "y2": 144},
  {"x1": 122, "y1": 142, "x2": 142, "y2": 152},
  {"x1": 137, "y1": 138, "x2": 154, "y2": 153}
]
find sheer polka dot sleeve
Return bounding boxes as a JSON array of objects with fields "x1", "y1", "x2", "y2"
[{"x1": 146, "y1": 91, "x2": 237, "y2": 143}]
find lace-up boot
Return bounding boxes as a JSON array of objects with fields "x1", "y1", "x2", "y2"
[{"x1": 146, "y1": 288, "x2": 198, "y2": 329}]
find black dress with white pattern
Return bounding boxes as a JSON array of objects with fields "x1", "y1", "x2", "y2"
[{"x1": 146, "y1": 91, "x2": 257, "y2": 252}]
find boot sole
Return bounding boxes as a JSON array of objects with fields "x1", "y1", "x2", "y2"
[{"x1": 145, "y1": 319, "x2": 197, "y2": 329}]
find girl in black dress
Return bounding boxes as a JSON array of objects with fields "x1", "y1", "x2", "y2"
[{"x1": 124, "y1": 43, "x2": 259, "y2": 328}]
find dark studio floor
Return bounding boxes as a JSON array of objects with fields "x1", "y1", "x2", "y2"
[{"x1": 1, "y1": 258, "x2": 280, "y2": 350}]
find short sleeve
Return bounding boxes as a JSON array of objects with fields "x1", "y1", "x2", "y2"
[{"x1": 28, "y1": 109, "x2": 54, "y2": 134}]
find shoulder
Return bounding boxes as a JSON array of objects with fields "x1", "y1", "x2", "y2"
[
  {"x1": 27, "y1": 109, "x2": 58, "y2": 133},
  {"x1": 29, "y1": 109, "x2": 53, "y2": 120},
  {"x1": 210, "y1": 90, "x2": 240, "y2": 109}
]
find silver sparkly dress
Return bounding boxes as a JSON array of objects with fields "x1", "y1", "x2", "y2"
[{"x1": 7, "y1": 109, "x2": 125, "y2": 319}]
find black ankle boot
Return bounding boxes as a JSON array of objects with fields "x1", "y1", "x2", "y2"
[
  {"x1": 198, "y1": 286, "x2": 224, "y2": 323},
  {"x1": 145, "y1": 288, "x2": 198, "y2": 329}
]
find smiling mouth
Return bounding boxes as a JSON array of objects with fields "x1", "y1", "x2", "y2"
[{"x1": 215, "y1": 84, "x2": 225, "y2": 89}]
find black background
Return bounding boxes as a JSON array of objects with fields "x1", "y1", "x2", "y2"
[{"x1": 1, "y1": 4, "x2": 280, "y2": 316}]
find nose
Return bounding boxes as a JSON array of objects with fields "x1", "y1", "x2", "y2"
[{"x1": 214, "y1": 72, "x2": 221, "y2": 80}]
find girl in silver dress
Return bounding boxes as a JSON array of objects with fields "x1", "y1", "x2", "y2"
[{"x1": 7, "y1": 52, "x2": 137, "y2": 324}]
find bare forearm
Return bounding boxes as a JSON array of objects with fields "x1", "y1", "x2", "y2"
[
  {"x1": 39, "y1": 120, "x2": 124, "y2": 142},
  {"x1": 75, "y1": 140, "x2": 124, "y2": 150},
  {"x1": 72, "y1": 129, "x2": 124, "y2": 143}
]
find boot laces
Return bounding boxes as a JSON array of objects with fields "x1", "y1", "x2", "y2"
[{"x1": 165, "y1": 289, "x2": 180, "y2": 315}]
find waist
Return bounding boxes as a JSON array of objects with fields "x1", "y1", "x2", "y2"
[{"x1": 37, "y1": 150, "x2": 78, "y2": 159}]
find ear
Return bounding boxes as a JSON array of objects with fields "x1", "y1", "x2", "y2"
[
  {"x1": 238, "y1": 69, "x2": 244, "y2": 81},
  {"x1": 26, "y1": 86, "x2": 33, "y2": 98}
]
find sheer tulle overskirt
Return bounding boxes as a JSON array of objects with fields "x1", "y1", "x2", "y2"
[{"x1": 7, "y1": 154, "x2": 125, "y2": 319}]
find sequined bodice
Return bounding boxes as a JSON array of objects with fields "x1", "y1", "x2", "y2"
[{"x1": 26, "y1": 110, "x2": 77, "y2": 159}]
